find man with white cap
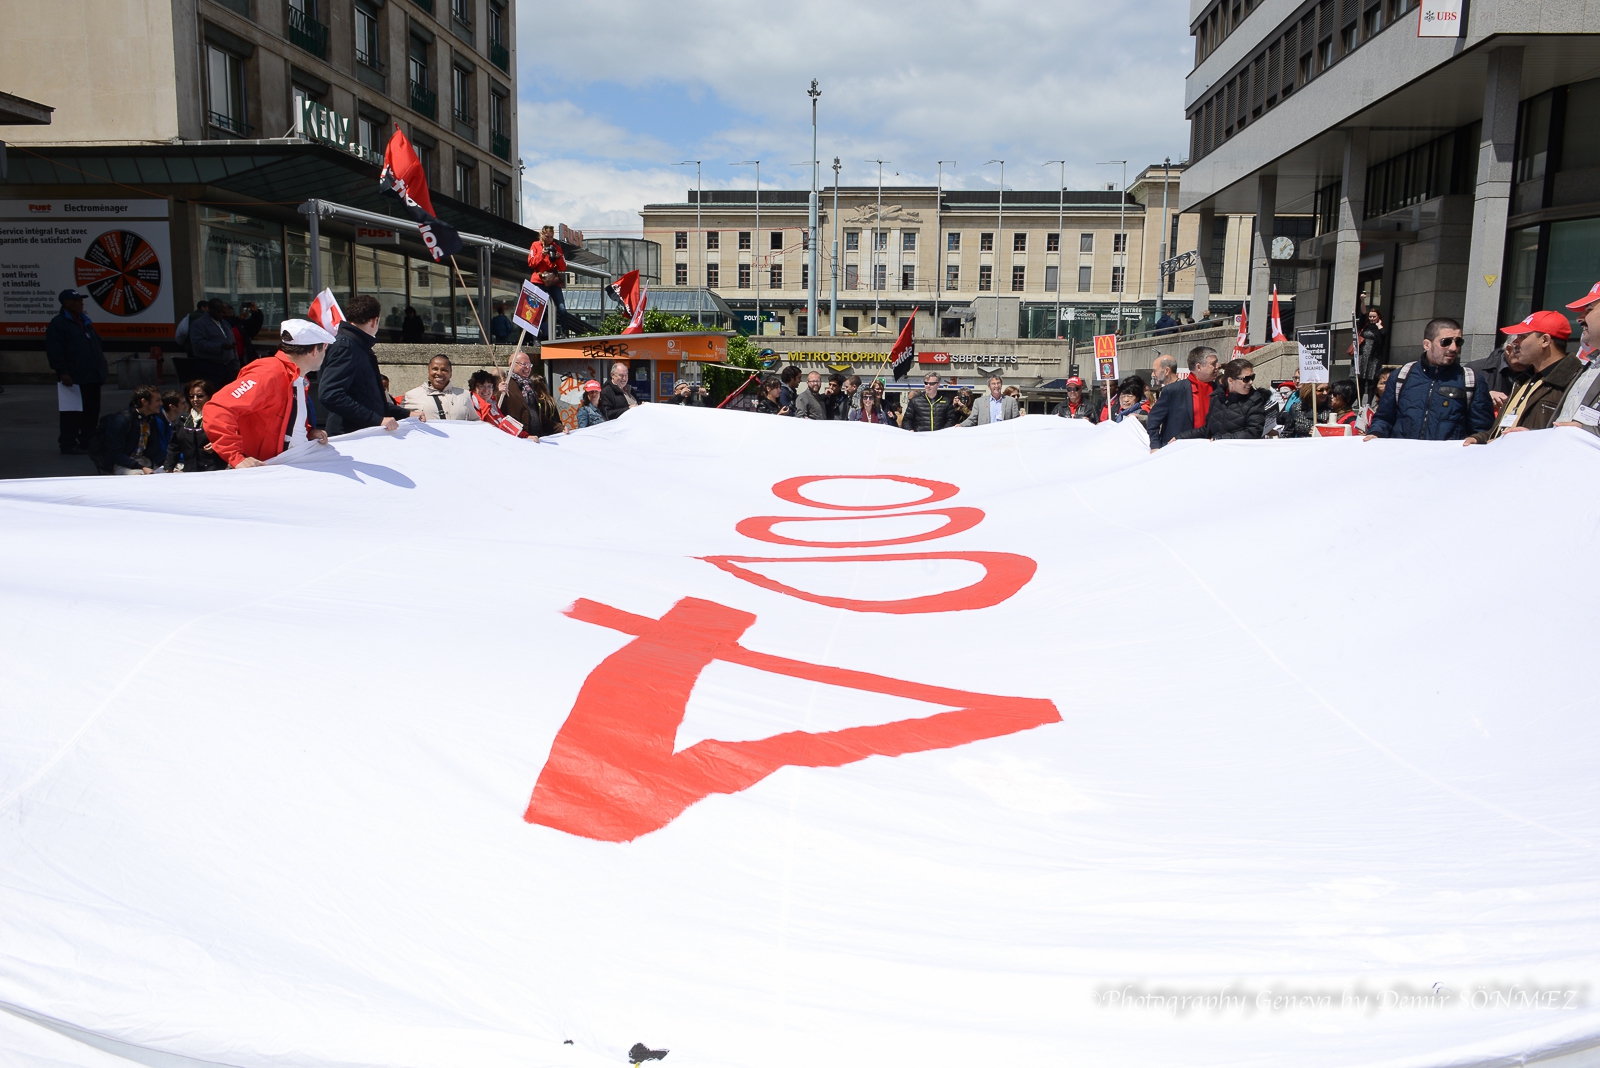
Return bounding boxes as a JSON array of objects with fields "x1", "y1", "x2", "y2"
[{"x1": 202, "y1": 319, "x2": 335, "y2": 468}]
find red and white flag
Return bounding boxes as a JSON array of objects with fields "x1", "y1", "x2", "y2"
[
  {"x1": 307, "y1": 288, "x2": 344, "y2": 335},
  {"x1": 379, "y1": 124, "x2": 464, "y2": 263},
  {"x1": 1232, "y1": 309, "x2": 1250, "y2": 356},
  {"x1": 1269, "y1": 287, "x2": 1288, "y2": 342},
  {"x1": 606, "y1": 270, "x2": 648, "y2": 335}
]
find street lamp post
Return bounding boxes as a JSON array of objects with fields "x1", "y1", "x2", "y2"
[
  {"x1": 732, "y1": 160, "x2": 760, "y2": 336},
  {"x1": 807, "y1": 80, "x2": 820, "y2": 338},
  {"x1": 984, "y1": 159, "x2": 1004, "y2": 338},
  {"x1": 675, "y1": 160, "x2": 703, "y2": 326},
  {"x1": 830, "y1": 156, "x2": 841, "y2": 336},
  {"x1": 866, "y1": 159, "x2": 887, "y2": 335},
  {"x1": 1045, "y1": 159, "x2": 1065, "y2": 339},
  {"x1": 1101, "y1": 159, "x2": 1127, "y2": 334},
  {"x1": 1157, "y1": 155, "x2": 1171, "y2": 319},
  {"x1": 936, "y1": 160, "x2": 954, "y2": 341}
]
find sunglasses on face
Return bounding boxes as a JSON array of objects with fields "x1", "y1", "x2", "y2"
[
  {"x1": 1437, "y1": 336, "x2": 1464, "y2": 348},
  {"x1": 1238, "y1": 374, "x2": 1256, "y2": 382}
]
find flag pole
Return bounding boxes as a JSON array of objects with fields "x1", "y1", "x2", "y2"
[{"x1": 450, "y1": 254, "x2": 498, "y2": 370}]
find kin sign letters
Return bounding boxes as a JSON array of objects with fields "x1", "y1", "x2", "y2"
[{"x1": 297, "y1": 99, "x2": 379, "y2": 164}]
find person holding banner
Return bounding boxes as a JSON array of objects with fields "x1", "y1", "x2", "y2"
[
  {"x1": 1365, "y1": 318, "x2": 1495, "y2": 443},
  {"x1": 1176, "y1": 358, "x2": 1269, "y2": 441},
  {"x1": 1147, "y1": 347, "x2": 1219, "y2": 448},
  {"x1": 318, "y1": 294, "x2": 423, "y2": 436},
  {"x1": 202, "y1": 319, "x2": 335, "y2": 469},
  {"x1": 467, "y1": 370, "x2": 528, "y2": 438}
]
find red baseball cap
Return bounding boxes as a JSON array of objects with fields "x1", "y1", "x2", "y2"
[
  {"x1": 1566, "y1": 280, "x2": 1600, "y2": 310},
  {"x1": 583, "y1": 380, "x2": 601, "y2": 391},
  {"x1": 1500, "y1": 310, "x2": 1572, "y2": 340},
  {"x1": 1066, "y1": 376, "x2": 1085, "y2": 387}
]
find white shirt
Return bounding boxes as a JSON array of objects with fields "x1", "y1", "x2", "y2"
[
  {"x1": 989, "y1": 395, "x2": 1004, "y2": 423},
  {"x1": 289, "y1": 377, "x2": 310, "y2": 446},
  {"x1": 404, "y1": 384, "x2": 478, "y2": 420}
]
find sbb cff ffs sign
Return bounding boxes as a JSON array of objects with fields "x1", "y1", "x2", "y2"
[{"x1": 1417, "y1": 0, "x2": 1463, "y2": 37}]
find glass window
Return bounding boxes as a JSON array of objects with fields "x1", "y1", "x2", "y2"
[
  {"x1": 1544, "y1": 217, "x2": 1600, "y2": 313},
  {"x1": 845, "y1": 230, "x2": 859, "y2": 251},
  {"x1": 1011, "y1": 266, "x2": 1026, "y2": 291},
  {"x1": 490, "y1": 91, "x2": 507, "y2": 135},
  {"x1": 1563, "y1": 79, "x2": 1600, "y2": 173},
  {"x1": 842, "y1": 316, "x2": 859, "y2": 332},
  {"x1": 1044, "y1": 265, "x2": 1059, "y2": 291},
  {"x1": 1080, "y1": 232, "x2": 1094, "y2": 252},
  {"x1": 674, "y1": 231, "x2": 687, "y2": 250},
  {"x1": 1113, "y1": 233, "x2": 1127, "y2": 252},
  {"x1": 771, "y1": 231, "x2": 784, "y2": 251},
  {"x1": 674, "y1": 263, "x2": 687, "y2": 285},
  {"x1": 845, "y1": 264, "x2": 858, "y2": 289},
  {"x1": 980, "y1": 233, "x2": 994, "y2": 252},
  {"x1": 406, "y1": 256, "x2": 453, "y2": 340},
  {"x1": 490, "y1": 179, "x2": 507, "y2": 217},
  {"x1": 1013, "y1": 233, "x2": 1027, "y2": 252},
  {"x1": 1046, "y1": 233, "x2": 1059, "y2": 252},
  {"x1": 1078, "y1": 266, "x2": 1092, "y2": 292},
  {"x1": 738, "y1": 231, "x2": 751, "y2": 250},
  {"x1": 802, "y1": 231, "x2": 809, "y2": 251},
  {"x1": 488, "y1": 0, "x2": 504, "y2": 44},
  {"x1": 453, "y1": 67, "x2": 473, "y2": 124},
  {"x1": 200, "y1": 207, "x2": 285, "y2": 339},
  {"x1": 1502, "y1": 226, "x2": 1539, "y2": 325},
  {"x1": 978, "y1": 265, "x2": 992, "y2": 291},
  {"x1": 946, "y1": 265, "x2": 958, "y2": 290},
  {"x1": 902, "y1": 232, "x2": 916, "y2": 251},
  {"x1": 454, "y1": 161, "x2": 475, "y2": 204},
  {"x1": 770, "y1": 265, "x2": 783, "y2": 288},
  {"x1": 408, "y1": 35, "x2": 429, "y2": 89},
  {"x1": 873, "y1": 231, "x2": 888, "y2": 251},
  {"x1": 947, "y1": 232, "x2": 960, "y2": 251},
  {"x1": 706, "y1": 231, "x2": 719, "y2": 250},
  {"x1": 706, "y1": 263, "x2": 719, "y2": 288},
  {"x1": 738, "y1": 263, "x2": 750, "y2": 288},
  {"x1": 900, "y1": 266, "x2": 914, "y2": 290},
  {"x1": 1111, "y1": 266, "x2": 1125, "y2": 292},
  {"x1": 207, "y1": 46, "x2": 248, "y2": 135},
  {"x1": 355, "y1": 5, "x2": 380, "y2": 68},
  {"x1": 801, "y1": 264, "x2": 808, "y2": 289},
  {"x1": 354, "y1": 244, "x2": 408, "y2": 337}
]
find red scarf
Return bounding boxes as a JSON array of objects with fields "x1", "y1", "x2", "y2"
[{"x1": 1191, "y1": 379, "x2": 1214, "y2": 427}]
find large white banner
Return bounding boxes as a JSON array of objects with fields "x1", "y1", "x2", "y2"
[
  {"x1": 1, "y1": 410, "x2": 1599, "y2": 1068},
  {"x1": 0, "y1": 199, "x2": 174, "y2": 339}
]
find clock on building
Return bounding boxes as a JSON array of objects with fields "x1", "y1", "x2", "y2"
[{"x1": 1270, "y1": 235, "x2": 1297, "y2": 260}]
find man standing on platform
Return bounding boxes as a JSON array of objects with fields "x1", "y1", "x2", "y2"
[
  {"x1": 45, "y1": 288, "x2": 108, "y2": 456},
  {"x1": 528, "y1": 225, "x2": 568, "y2": 340},
  {"x1": 202, "y1": 319, "x2": 334, "y2": 468}
]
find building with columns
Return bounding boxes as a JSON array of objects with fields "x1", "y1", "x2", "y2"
[
  {"x1": 1181, "y1": 0, "x2": 1600, "y2": 360},
  {"x1": 638, "y1": 168, "x2": 1286, "y2": 340}
]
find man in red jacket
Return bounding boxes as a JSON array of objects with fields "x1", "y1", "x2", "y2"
[
  {"x1": 203, "y1": 319, "x2": 335, "y2": 468},
  {"x1": 527, "y1": 224, "x2": 567, "y2": 339}
]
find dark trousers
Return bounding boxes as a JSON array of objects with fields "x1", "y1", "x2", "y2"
[
  {"x1": 58, "y1": 381, "x2": 102, "y2": 450},
  {"x1": 544, "y1": 286, "x2": 567, "y2": 339}
]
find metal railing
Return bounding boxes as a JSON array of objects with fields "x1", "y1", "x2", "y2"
[
  {"x1": 208, "y1": 111, "x2": 254, "y2": 136},
  {"x1": 491, "y1": 131, "x2": 510, "y2": 161},
  {"x1": 409, "y1": 80, "x2": 438, "y2": 119},
  {"x1": 489, "y1": 40, "x2": 509, "y2": 71},
  {"x1": 286, "y1": 4, "x2": 329, "y2": 57}
]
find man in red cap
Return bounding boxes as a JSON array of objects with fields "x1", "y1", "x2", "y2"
[
  {"x1": 1553, "y1": 282, "x2": 1600, "y2": 434},
  {"x1": 1471, "y1": 310, "x2": 1583, "y2": 443},
  {"x1": 203, "y1": 319, "x2": 334, "y2": 468}
]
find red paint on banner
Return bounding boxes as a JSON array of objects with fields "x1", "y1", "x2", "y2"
[
  {"x1": 700, "y1": 552, "x2": 1036, "y2": 614},
  {"x1": 524, "y1": 597, "x2": 1061, "y2": 842},
  {"x1": 770, "y1": 474, "x2": 959, "y2": 511},
  {"x1": 735, "y1": 507, "x2": 984, "y2": 548}
]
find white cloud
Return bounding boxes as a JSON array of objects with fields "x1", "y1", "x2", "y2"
[{"x1": 515, "y1": 0, "x2": 1194, "y2": 231}]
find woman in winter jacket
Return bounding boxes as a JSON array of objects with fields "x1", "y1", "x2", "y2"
[
  {"x1": 164, "y1": 379, "x2": 227, "y2": 471},
  {"x1": 1180, "y1": 358, "x2": 1269, "y2": 440}
]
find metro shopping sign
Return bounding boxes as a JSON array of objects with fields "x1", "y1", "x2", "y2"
[{"x1": 1417, "y1": 0, "x2": 1463, "y2": 37}]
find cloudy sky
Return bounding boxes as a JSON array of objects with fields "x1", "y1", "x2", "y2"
[{"x1": 514, "y1": 0, "x2": 1193, "y2": 237}]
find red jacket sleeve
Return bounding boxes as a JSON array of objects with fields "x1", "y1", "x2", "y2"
[{"x1": 202, "y1": 392, "x2": 247, "y2": 467}]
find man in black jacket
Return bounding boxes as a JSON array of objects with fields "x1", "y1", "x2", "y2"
[
  {"x1": 45, "y1": 288, "x2": 109, "y2": 454},
  {"x1": 600, "y1": 360, "x2": 637, "y2": 420},
  {"x1": 98, "y1": 385, "x2": 164, "y2": 475},
  {"x1": 1146, "y1": 346, "x2": 1219, "y2": 449},
  {"x1": 902, "y1": 372, "x2": 954, "y2": 431},
  {"x1": 317, "y1": 294, "x2": 420, "y2": 435}
]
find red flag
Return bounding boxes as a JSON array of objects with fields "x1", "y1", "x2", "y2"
[
  {"x1": 1269, "y1": 287, "x2": 1287, "y2": 342},
  {"x1": 307, "y1": 288, "x2": 343, "y2": 334},
  {"x1": 379, "y1": 124, "x2": 463, "y2": 263},
  {"x1": 889, "y1": 308, "x2": 919, "y2": 380},
  {"x1": 606, "y1": 270, "x2": 648, "y2": 334}
]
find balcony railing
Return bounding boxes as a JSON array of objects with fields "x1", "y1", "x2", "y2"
[
  {"x1": 410, "y1": 80, "x2": 438, "y2": 119},
  {"x1": 450, "y1": 2, "x2": 473, "y2": 28},
  {"x1": 286, "y1": 4, "x2": 329, "y2": 57},
  {"x1": 208, "y1": 111, "x2": 254, "y2": 137},
  {"x1": 355, "y1": 50, "x2": 387, "y2": 90},
  {"x1": 491, "y1": 130, "x2": 510, "y2": 161},
  {"x1": 489, "y1": 40, "x2": 509, "y2": 72}
]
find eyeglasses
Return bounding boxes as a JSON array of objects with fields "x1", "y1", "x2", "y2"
[
  {"x1": 1238, "y1": 374, "x2": 1256, "y2": 382},
  {"x1": 1436, "y1": 336, "x2": 1464, "y2": 348}
]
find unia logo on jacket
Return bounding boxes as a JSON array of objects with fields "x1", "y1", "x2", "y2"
[{"x1": 230, "y1": 379, "x2": 257, "y2": 399}]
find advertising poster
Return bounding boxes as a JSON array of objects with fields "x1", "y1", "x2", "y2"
[
  {"x1": 1297, "y1": 328, "x2": 1332, "y2": 384},
  {"x1": 1092, "y1": 333, "x2": 1120, "y2": 382},
  {"x1": 0, "y1": 200, "x2": 174, "y2": 338}
]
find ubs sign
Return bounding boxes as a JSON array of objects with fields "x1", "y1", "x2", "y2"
[{"x1": 297, "y1": 99, "x2": 380, "y2": 164}]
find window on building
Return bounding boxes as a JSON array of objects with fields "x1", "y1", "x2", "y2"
[
  {"x1": 706, "y1": 263, "x2": 719, "y2": 288},
  {"x1": 902, "y1": 232, "x2": 917, "y2": 251},
  {"x1": 1079, "y1": 232, "x2": 1094, "y2": 252},
  {"x1": 802, "y1": 231, "x2": 810, "y2": 251},
  {"x1": 1078, "y1": 266, "x2": 1092, "y2": 292},
  {"x1": 901, "y1": 266, "x2": 915, "y2": 290},
  {"x1": 1046, "y1": 232, "x2": 1060, "y2": 252},
  {"x1": 1299, "y1": 51, "x2": 1313, "y2": 84},
  {"x1": 452, "y1": 66, "x2": 474, "y2": 125},
  {"x1": 1363, "y1": 4, "x2": 1381, "y2": 38},
  {"x1": 674, "y1": 231, "x2": 687, "y2": 250},
  {"x1": 946, "y1": 265, "x2": 959, "y2": 290},
  {"x1": 738, "y1": 263, "x2": 750, "y2": 288},
  {"x1": 1013, "y1": 233, "x2": 1027, "y2": 252},
  {"x1": 489, "y1": 90, "x2": 507, "y2": 147},
  {"x1": 674, "y1": 263, "x2": 688, "y2": 285},
  {"x1": 1044, "y1": 265, "x2": 1059, "y2": 291},
  {"x1": 1011, "y1": 266, "x2": 1025, "y2": 291},
  {"x1": 978, "y1": 265, "x2": 992, "y2": 291},
  {"x1": 845, "y1": 264, "x2": 859, "y2": 289},
  {"x1": 980, "y1": 232, "x2": 994, "y2": 252},
  {"x1": 706, "y1": 231, "x2": 720, "y2": 250},
  {"x1": 1111, "y1": 266, "x2": 1125, "y2": 292},
  {"x1": 1319, "y1": 36, "x2": 1333, "y2": 71},
  {"x1": 207, "y1": 46, "x2": 248, "y2": 135},
  {"x1": 947, "y1": 232, "x2": 960, "y2": 251},
  {"x1": 873, "y1": 231, "x2": 888, "y2": 251},
  {"x1": 452, "y1": 0, "x2": 473, "y2": 28},
  {"x1": 490, "y1": 178, "x2": 507, "y2": 217},
  {"x1": 355, "y1": 4, "x2": 381, "y2": 70},
  {"x1": 454, "y1": 159, "x2": 475, "y2": 204},
  {"x1": 1341, "y1": 23, "x2": 1356, "y2": 54},
  {"x1": 842, "y1": 316, "x2": 859, "y2": 332},
  {"x1": 771, "y1": 230, "x2": 783, "y2": 251},
  {"x1": 845, "y1": 230, "x2": 859, "y2": 251},
  {"x1": 770, "y1": 264, "x2": 783, "y2": 288},
  {"x1": 873, "y1": 263, "x2": 886, "y2": 290},
  {"x1": 488, "y1": 0, "x2": 505, "y2": 47},
  {"x1": 871, "y1": 315, "x2": 887, "y2": 328},
  {"x1": 411, "y1": 134, "x2": 434, "y2": 187},
  {"x1": 801, "y1": 264, "x2": 808, "y2": 289},
  {"x1": 1113, "y1": 232, "x2": 1127, "y2": 252},
  {"x1": 738, "y1": 231, "x2": 751, "y2": 250},
  {"x1": 408, "y1": 34, "x2": 430, "y2": 91},
  {"x1": 357, "y1": 115, "x2": 386, "y2": 156}
]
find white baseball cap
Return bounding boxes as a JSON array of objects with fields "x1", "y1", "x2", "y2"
[{"x1": 278, "y1": 318, "x2": 338, "y2": 346}]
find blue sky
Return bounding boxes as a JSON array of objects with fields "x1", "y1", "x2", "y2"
[{"x1": 514, "y1": 0, "x2": 1195, "y2": 236}]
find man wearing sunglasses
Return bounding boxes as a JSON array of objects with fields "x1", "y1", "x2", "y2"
[
  {"x1": 1365, "y1": 317, "x2": 1496, "y2": 443},
  {"x1": 1468, "y1": 310, "x2": 1583, "y2": 443}
]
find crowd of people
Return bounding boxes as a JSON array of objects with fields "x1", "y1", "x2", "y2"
[{"x1": 43, "y1": 277, "x2": 1600, "y2": 473}]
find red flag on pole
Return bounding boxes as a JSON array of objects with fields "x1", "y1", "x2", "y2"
[
  {"x1": 307, "y1": 288, "x2": 344, "y2": 334},
  {"x1": 1269, "y1": 287, "x2": 1288, "y2": 342},
  {"x1": 1233, "y1": 309, "x2": 1250, "y2": 356},
  {"x1": 890, "y1": 308, "x2": 919, "y2": 380},
  {"x1": 379, "y1": 124, "x2": 463, "y2": 263},
  {"x1": 605, "y1": 270, "x2": 648, "y2": 334}
]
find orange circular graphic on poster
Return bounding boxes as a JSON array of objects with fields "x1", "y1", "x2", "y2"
[{"x1": 74, "y1": 231, "x2": 162, "y2": 316}]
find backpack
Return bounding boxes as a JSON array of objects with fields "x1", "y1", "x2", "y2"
[{"x1": 1393, "y1": 361, "x2": 1475, "y2": 398}]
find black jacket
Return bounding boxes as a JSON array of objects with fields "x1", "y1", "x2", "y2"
[
  {"x1": 45, "y1": 311, "x2": 108, "y2": 384},
  {"x1": 99, "y1": 404, "x2": 161, "y2": 470},
  {"x1": 163, "y1": 415, "x2": 227, "y2": 472},
  {"x1": 600, "y1": 381, "x2": 636, "y2": 421},
  {"x1": 902, "y1": 390, "x2": 954, "y2": 431},
  {"x1": 319, "y1": 322, "x2": 408, "y2": 435},
  {"x1": 1179, "y1": 386, "x2": 1269, "y2": 440},
  {"x1": 1147, "y1": 380, "x2": 1200, "y2": 447}
]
